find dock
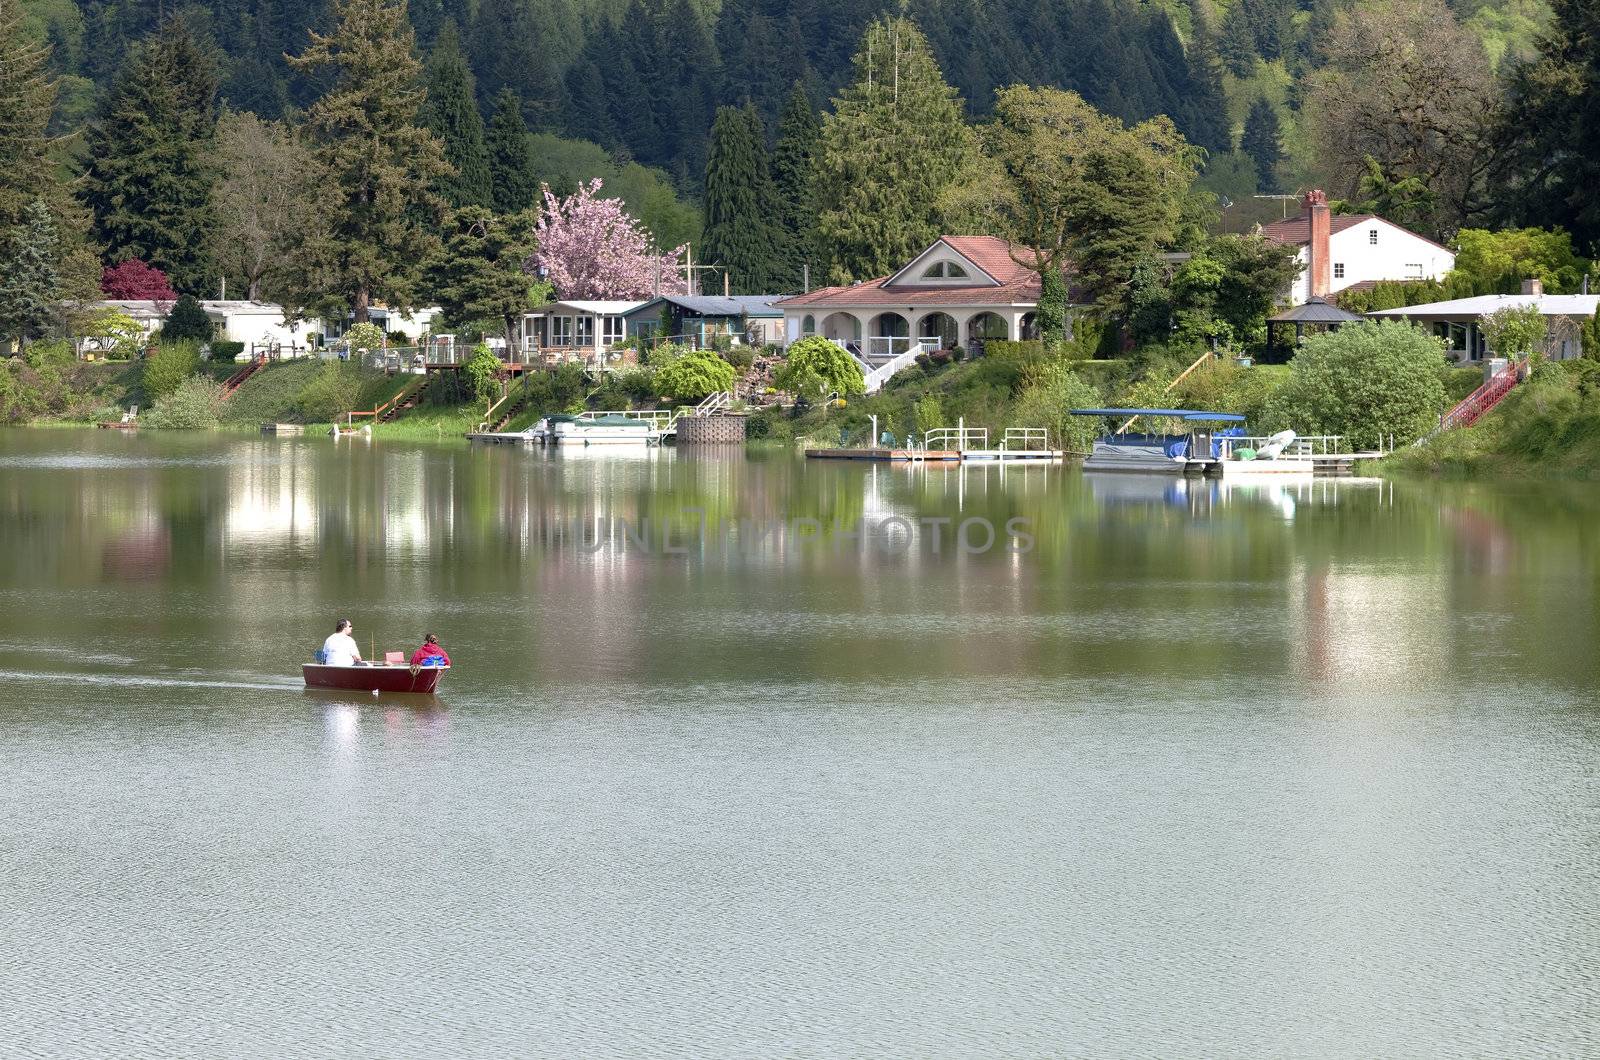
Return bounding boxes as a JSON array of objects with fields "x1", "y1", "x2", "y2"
[
  {"x1": 467, "y1": 431, "x2": 534, "y2": 445},
  {"x1": 261, "y1": 423, "x2": 305, "y2": 436},
  {"x1": 805, "y1": 448, "x2": 962, "y2": 462}
]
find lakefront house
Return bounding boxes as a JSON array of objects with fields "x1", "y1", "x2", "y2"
[
  {"x1": 776, "y1": 237, "x2": 1069, "y2": 362},
  {"x1": 1261, "y1": 190, "x2": 1456, "y2": 305}
]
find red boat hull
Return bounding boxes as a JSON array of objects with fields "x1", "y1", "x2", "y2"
[{"x1": 302, "y1": 663, "x2": 448, "y2": 694}]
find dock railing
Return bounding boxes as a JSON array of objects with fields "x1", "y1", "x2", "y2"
[
  {"x1": 1217, "y1": 434, "x2": 1347, "y2": 459},
  {"x1": 924, "y1": 425, "x2": 988, "y2": 451},
  {"x1": 1002, "y1": 427, "x2": 1051, "y2": 451}
]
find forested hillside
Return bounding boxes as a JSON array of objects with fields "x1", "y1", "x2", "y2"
[{"x1": 24, "y1": 0, "x2": 1546, "y2": 198}]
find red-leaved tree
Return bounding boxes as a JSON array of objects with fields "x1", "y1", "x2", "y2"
[
  {"x1": 101, "y1": 259, "x2": 178, "y2": 302},
  {"x1": 531, "y1": 180, "x2": 687, "y2": 300}
]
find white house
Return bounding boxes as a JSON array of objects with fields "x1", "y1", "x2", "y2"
[
  {"x1": 776, "y1": 236, "x2": 1069, "y2": 363},
  {"x1": 81, "y1": 300, "x2": 322, "y2": 356},
  {"x1": 1368, "y1": 280, "x2": 1599, "y2": 361},
  {"x1": 519, "y1": 300, "x2": 645, "y2": 366},
  {"x1": 1261, "y1": 190, "x2": 1456, "y2": 305}
]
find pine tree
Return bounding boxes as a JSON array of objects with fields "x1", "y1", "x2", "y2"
[
  {"x1": 1240, "y1": 97, "x2": 1283, "y2": 193},
  {"x1": 0, "y1": 200, "x2": 61, "y2": 355},
  {"x1": 702, "y1": 105, "x2": 780, "y2": 294},
  {"x1": 487, "y1": 88, "x2": 540, "y2": 213},
  {"x1": 815, "y1": 16, "x2": 970, "y2": 284},
  {"x1": 770, "y1": 82, "x2": 821, "y2": 291},
  {"x1": 423, "y1": 21, "x2": 492, "y2": 207},
  {"x1": 79, "y1": 17, "x2": 219, "y2": 294},
  {"x1": 287, "y1": 0, "x2": 453, "y2": 323},
  {"x1": 1217, "y1": 2, "x2": 1257, "y2": 78},
  {"x1": 161, "y1": 293, "x2": 215, "y2": 343},
  {"x1": 426, "y1": 206, "x2": 537, "y2": 347}
]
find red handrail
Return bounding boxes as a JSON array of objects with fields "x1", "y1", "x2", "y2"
[{"x1": 1441, "y1": 358, "x2": 1525, "y2": 431}]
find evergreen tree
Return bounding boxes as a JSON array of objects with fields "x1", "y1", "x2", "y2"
[
  {"x1": 1173, "y1": 11, "x2": 1232, "y2": 156},
  {"x1": 1065, "y1": 144, "x2": 1180, "y2": 322},
  {"x1": 770, "y1": 82, "x2": 821, "y2": 291},
  {"x1": 80, "y1": 17, "x2": 220, "y2": 294},
  {"x1": 0, "y1": 200, "x2": 61, "y2": 355},
  {"x1": 487, "y1": 88, "x2": 540, "y2": 213},
  {"x1": 1502, "y1": 0, "x2": 1600, "y2": 249},
  {"x1": 702, "y1": 105, "x2": 780, "y2": 294},
  {"x1": 1217, "y1": 2, "x2": 1257, "y2": 78},
  {"x1": 815, "y1": 16, "x2": 970, "y2": 284},
  {"x1": 287, "y1": 0, "x2": 453, "y2": 322},
  {"x1": 0, "y1": 5, "x2": 62, "y2": 232},
  {"x1": 1240, "y1": 97, "x2": 1283, "y2": 193},
  {"x1": 422, "y1": 21, "x2": 492, "y2": 207},
  {"x1": 426, "y1": 206, "x2": 536, "y2": 348},
  {"x1": 471, "y1": 0, "x2": 562, "y2": 130},
  {"x1": 162, "y1": 293, "x2": 216, "y2": 343}
]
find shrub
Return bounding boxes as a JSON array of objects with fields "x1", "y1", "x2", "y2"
[
  {"x1": 983, "y1": 340, "x2": 1046, "y2": 362},
  {"x1": 776, "y1": 336, "x2": 865, "y2": 399},
  {"x1": 142, "y1": 340, "x2": 203, "y2": 401},
  {"x1": 211, "y1": 340, "x2": 246, "y2": 361},
  {"x1": 145, "y1": 375, "x2": 226, "y2": 429},
  {"x1": 344, "y1": 322, "x2": 386, "y2": 353},
  {"x1": 1479, "y1": 303, "x2": 1548, "y2": 361},
  {"x1": 656, "y1": 348, "x2": 736, "y2": 401},
  {"x1": 646, "y1": 341, "x2": 689, "y2": 369},
  {"x1": 462, "y1": 346, "x2": 504, "y2": 404},
  {"x1": 1011, "y1": 362, "x2": 1104, "y2": 452},
  {"x1": 295, "y1": 360, "x2": 368, "y2": 421},
  {"x1": 161, "y1": 295, "x2": 214, "y2": 343},
  {"x1": 615, "y1": 368, "x2": 656, "y2": 401},
  {"x1": 721, "y1": 345, "x2": 755, "y2": 370},
  {"x1": 1264, "y1": 320, "x2": 1447, "y2": 449}
]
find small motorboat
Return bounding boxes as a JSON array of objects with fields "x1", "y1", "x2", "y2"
[{"x1": 303, "y1": 661, "x2": 449, "y2": 694}]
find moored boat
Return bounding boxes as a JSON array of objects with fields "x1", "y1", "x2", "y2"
[
  {"x1": 1069, "y1": 408, "x2": 1246, "y2": 475},
  {"x1": 545, "y1": 413, "x2": 658, "y2": 445},
  {"x1": 302, "y1": 663, "x2": 449, "y2": 694}
]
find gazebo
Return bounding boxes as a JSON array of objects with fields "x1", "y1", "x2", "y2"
[{"x1": 1266, "y1": 297, "x2": 1364, "y2": 358}]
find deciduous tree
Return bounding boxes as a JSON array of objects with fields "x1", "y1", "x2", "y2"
[
  {"x1": 211, "y1": 111, "x2": 314, "y2": 301},
  {"x1": 531, "y1": 179, "x2": 686, "y2": 299},
  {"x1": 101, "y1": 259, "x2": 178, "y2": 301},
  {"x1": 1265, "y1": 320, "x2": 1447, "y2": 448}
]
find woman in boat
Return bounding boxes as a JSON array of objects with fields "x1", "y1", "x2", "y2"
[
  {"x1": 319, "y1": 619, "x2": 362, "y2": 667},
  {"x1": 410, "y1": 634, "x2": 450, "y2": 667}
]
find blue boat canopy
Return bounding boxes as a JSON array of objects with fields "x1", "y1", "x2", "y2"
[{"x1": 1068, "y1": 408, "x2": 1246, "y2": 422}]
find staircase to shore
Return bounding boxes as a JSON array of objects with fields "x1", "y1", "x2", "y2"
[
  {"x1": 1416, "y1": 358, "x2": 1527, "y2": 444},
  {"x1": 220, "y1": 355, "x2": 268, "y2": 399}
]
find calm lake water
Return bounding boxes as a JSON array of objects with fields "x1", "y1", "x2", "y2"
[{"x1": 2, "y1": 428, "x2": 1598, "y2": 1057}]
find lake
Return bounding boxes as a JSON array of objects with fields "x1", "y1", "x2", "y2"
[{"x1": 1, "y1": 428, "x2": 1597, "y2": 1057}]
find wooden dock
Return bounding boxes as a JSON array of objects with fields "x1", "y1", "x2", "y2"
[
  {"x1": 261, "y1": 423, "x2": 305, "y2": 436},
  {"x1": 805, "y1": 447, "x2": 1064, "y2": 463}
]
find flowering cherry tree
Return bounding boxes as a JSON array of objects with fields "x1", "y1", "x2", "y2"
[
  {"x1": 531, "y1": 179, "x2": 687, "y2": 300},
  {"x1": 100, "y1": 259, "x2": 178, "y2": 302}
]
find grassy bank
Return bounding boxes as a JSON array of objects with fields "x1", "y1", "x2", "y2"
[{"x1": 1387, "y1": 360, "x2": 1600, "y2": 478}]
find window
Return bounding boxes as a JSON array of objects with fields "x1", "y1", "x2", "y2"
[
  {"x1": 552, "y1": 316, "x2": 574, "y2": 346},
  {"x1": 576, "y1": 316, "x2": 595, "y2": 346},
  {"x1": 1369, "y1": 229, "x2": 1379, "y2": 245},
  {"x1": 1333, "y1": 263, "x2": 1346, "y2": 280},
  {"x1": 1406, "y1": 263, "x2": 1424, "y2": 279},
  {"x1": 602, "y1": 316, "x2": 625, "y2": 345},
  {"x1": 920, "y1": 261, "x2": 969, "y2": 279},
  {"x1": 802, "y1": 314, "x2": 816, "y2": 336}
]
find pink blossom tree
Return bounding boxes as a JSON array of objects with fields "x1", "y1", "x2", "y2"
[
  {"x1": 100, "y1": 259, "x2": 178, "y2": 302},
  {"x1": 532, "y1": 179, "x2": 687, "y2": 300}
]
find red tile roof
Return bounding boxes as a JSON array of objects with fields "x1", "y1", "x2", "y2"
[{"x1": 777, "y1": 236, "x2": 1044, "y2": 309}]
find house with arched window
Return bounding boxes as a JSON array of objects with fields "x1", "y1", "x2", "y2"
[{"x1": 776, "y1": 236, "x2": 1071, "y2": 363}]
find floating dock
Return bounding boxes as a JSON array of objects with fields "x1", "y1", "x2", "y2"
[
  {"x1": 804, "y1": 447, "x2": 1063, "y2": 463},
  {"x1": 260, "y1": 423, "x2": 305, "y2": 435}
]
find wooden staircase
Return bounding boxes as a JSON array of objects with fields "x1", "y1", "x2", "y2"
[
  {"x1": 220, "y1": 354, "x2": 268, "y2": 399},
  {"x1": 378, "y1": 375, "x2": 431, "y2": 422}
]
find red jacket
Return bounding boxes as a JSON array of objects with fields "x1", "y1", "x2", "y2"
[{"x1": 410, "y1": 642, "x2": 450, "y2": 666}]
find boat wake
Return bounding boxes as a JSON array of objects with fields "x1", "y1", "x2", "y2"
[{"x1": 7, "y1": 670, "x2": 301, "y2": 692}]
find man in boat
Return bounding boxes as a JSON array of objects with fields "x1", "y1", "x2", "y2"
[
  {"x1": 410, "y1": 634, "x2": 450, "y2": 668},
  {"x1": 319, "y1": 619, "x2": 363, "y2": 667}
]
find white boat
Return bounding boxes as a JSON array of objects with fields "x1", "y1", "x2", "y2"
[
  {"x1": 1219, "y1": 430, "x2": 1317, "y2": 477},
  {"x1": 538, "y1": 414, "x2": 659, "y2": 446},
  {"x1": 1069, "y1": 408, "x2": 1245, "y2": 475}
]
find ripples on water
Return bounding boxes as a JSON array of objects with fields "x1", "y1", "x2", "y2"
[{"x1": 1, "y1": 430, "x2": 1598, "y2": 1057}]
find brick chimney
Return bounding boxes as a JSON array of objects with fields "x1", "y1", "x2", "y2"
[
  {"x1": 1306, "y1": 189, "x2": 1331, "y2": 299},
  {"x1": 1521, "y1": 278, "x2": 1544, "y2": 296}
]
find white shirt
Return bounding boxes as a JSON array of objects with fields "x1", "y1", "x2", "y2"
[{"x1": 321, "y1": 632, "x2": 360, "y2": 667}]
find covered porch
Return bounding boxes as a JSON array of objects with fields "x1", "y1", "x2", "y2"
[
  {"x1": 519, "y1": 300, "x2": 644, "y2": 370},
  {"x1": 787, "y1": 306, "x2": 1041, "y2": 363}
]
